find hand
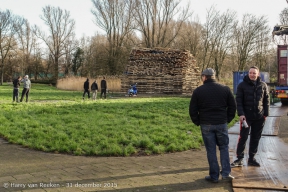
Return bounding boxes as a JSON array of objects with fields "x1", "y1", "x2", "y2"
[
  {"x1": 264, "y1": 116, "x2": 266, "y2": 120},
  {"x1": 239, "y1": 115, "x2": 245, "y2": 123}
]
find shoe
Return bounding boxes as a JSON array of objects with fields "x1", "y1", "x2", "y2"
[
  {"x1": 248, "y1": 158, "x2": 260, "y2": 167},
  {"x1": 231, "y1": 159, "x2": 243, "y2": 167},
  {"x1": 205, "y1": 176, "x2": 218, "y2": 183},
  {"x1": 222, "y1": 174, "x2": 234, "y2": 181}
]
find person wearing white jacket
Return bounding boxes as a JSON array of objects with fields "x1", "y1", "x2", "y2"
[{"x1": 20, "y1": 75, "x2": 31, "y2": 102}]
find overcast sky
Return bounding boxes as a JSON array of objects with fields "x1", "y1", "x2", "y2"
[{"x1": 0, "y1": 0, "x2": 287, "y2": 38}]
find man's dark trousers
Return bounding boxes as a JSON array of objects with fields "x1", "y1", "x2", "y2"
[
  {"x1": 101, "y1": 89, "x2": 106, "y2": 99},
  {"x1": 236, "y1": 117, "x2": 265, "y2": 160}
]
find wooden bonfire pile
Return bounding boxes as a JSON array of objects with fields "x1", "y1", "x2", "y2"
[{"x1": 121, "y1": 48, "x2": 200, "y2": 94}]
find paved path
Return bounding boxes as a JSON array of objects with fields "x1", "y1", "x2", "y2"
[
  {"x1": 229, "y1": 103, "x2": 288, "y2": 191},
  {"x1": 0, "y1": 139, "x2": 232, "y2": 192}
]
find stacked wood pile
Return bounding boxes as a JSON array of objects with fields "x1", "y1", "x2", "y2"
[{"x1": 121, "y1": 47, "x2": 200, "y2": 94}]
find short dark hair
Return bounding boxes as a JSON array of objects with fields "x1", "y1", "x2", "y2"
[{"x1": 250, "y1": 66, "x2": 259, "y2": 71}]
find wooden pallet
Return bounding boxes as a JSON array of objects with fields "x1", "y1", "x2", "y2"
[{"x1": 121, "y1": 47, "x2": 200, "y2": 94}]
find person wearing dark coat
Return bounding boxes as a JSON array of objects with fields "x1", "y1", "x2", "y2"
[
  {"x1": 231, "y1": 66, "x2": 270, "y2": 167},
  {"x1": 189, "y1": 68, "x2": 236, "y2": 183},
  {"x1": 82, "y1": 78, "x2": 90, "y2": 100},
  {"x1": 13, "y1": 76, "x2": 21, "y2": 102},
  {"x1": 91, "y1": 80, "x2": 98, "y2": 100},
  {"x1": 100, "y1": 76, "x2": 107, "y2": 99}
]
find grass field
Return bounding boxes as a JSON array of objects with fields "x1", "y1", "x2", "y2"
[{"x1": 0, "y1": 83, "x2": 238, "y2": 156}]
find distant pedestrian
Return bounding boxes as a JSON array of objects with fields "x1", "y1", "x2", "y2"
[
  {"x1": 12, "y1": 76, "x2": 21, "y2": 102},
  {"x1": 189, "y1": 68, "x2": 236, "y2": 183},
  {"x1": 20, "y1": 75, "x2": 31, "y2": 102},
  {"x1": 100, "y1": 76, "x2": 107, "y2": 99},
  {"x1": 91, "y1": 80, "x2": 98, "y2": 100},
  {"x1": 83, "y1": 78, "x2": 90, "y2": 100}
]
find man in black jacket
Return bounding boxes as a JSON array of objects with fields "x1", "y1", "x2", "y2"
[
  {"x1": 231, "y1": 66, "x2": 269, "y2": 167},
  {"x1": 83, "y1": 78, "x2": 90, "y2": 100},
  {"x1": 13, "y1": 76, "x2": 21, "y2": 102},
  {"x1": 189, "y1": 68, "x2": 236, "y2": 183},
  {"x1": 100, "y1": 76, "x2": 107, "y2": 99}
]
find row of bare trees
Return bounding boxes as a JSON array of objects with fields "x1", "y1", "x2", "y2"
[
  {"x1": 0, "y1": 0, "x2": 284, "y2": 85},
  {"x1": 0, "y1": 6, "x2": 76, "y2": 85}
]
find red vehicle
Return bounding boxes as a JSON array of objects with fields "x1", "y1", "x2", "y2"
[{"x1": 276, "y1": 45, "x2": 288, "y2": 104}]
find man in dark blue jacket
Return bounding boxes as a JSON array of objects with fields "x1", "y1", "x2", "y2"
[
  {"x1": 231, "y1": 66, "x2": 269, "y2": 167},
  {"x1": 189, "y1": 68, "x2": 236, "y2": 183}
]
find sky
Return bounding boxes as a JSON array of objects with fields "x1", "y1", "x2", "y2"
[{"x1": 0, "y1": 0, "x2": 287, "y2": 39}]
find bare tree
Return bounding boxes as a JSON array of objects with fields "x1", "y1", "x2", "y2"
[
  {"x1": 82, "y1": 34, "x2": 113, "y2": 76},
  {"x1": 168, "y1": 17, "x2": 202, "y2": 56},
  {"x1": 44, "y1": 53, "x2": 54, "y2": 78},
  {"x1": 135, "y1": 0, "x2": 192, "y2": 48},
  {"x1": 30, "y1": 42, "x2": 45, "y2": 80},
  {"x1": 193, "y1": 6, "x2": 237, "y2": 80},
  {"x1": 172, "y1": 20, "x2": 202, "y2": 57},
  {"x1": 196, "y1": 6, "x2": 219, "y2": 72},
  {"x1": 14, "y1": 19, "x2": 37, "y2": 77},
  {"x1": 250, "y1": 30, "x2": 270, "y2": 70},
  {"x1": 81, "y1": 36, "x2": 99, "y2": 77},
  {"x1": 71, "y1": 47, "x2": 84, "y2": 76},
  {"x1": 33, "y1": 6, "x2": 75, "y2": 82},
  {"x1": 233, "y1": 14, "x2": 269, "y2": 71},
  {"x1": 62, "y1": 37, "x2": 78, "y2": 76},
  {"x1": 91, "y1": 0, "x2": 136, "y2": 75},
  {"x1": 210, "y1": 9, "x2": 237, "y2": 80},
  {"x1": 0, "y1": 9, "x2": 23, "y2": 85}
]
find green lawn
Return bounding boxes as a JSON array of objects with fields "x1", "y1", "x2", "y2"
[{"x1": 0, "y1": 83, "x2": 238, "y2": 156}]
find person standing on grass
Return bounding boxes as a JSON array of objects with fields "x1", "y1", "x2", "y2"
[
  {"x1": 189, "y1": 68, "x2": 236, "y2": 183},
  {"x1": 231, "y1": 66, "x2": 269, "y2": 167},
  {"x1": 20, "y1": 75, "x2": 31, "y2": 102},
  {"x1": 100, "y1": 76, "x2": 107, "y2": 99},
  {"x1": 13, "y1": 76, "x2": 21, "y2": 102},
  {"x1": 83, "y1": 78, "x2": 90, "y2": 100},
  {"x1": 91, "y1": 79, "x2": 98, "y2": 100}
]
